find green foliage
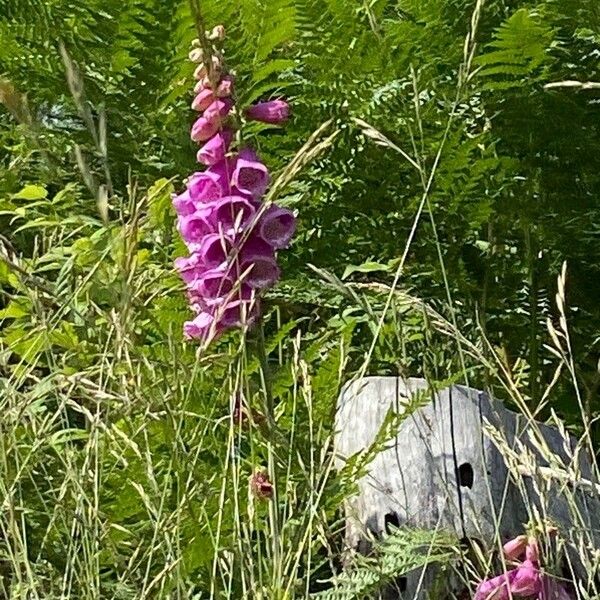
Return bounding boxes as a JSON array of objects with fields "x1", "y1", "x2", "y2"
[{"x1": 1, "y1": 0, "x2": 600, "y2": 597}]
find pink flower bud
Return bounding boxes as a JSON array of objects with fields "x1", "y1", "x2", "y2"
[
  {"x1": 190, "y1": 115, "x2": 221, "y2": 142},
  {"x1": 194, "y1": 56, "x2": 221, "y2": 80},
  {"x1": 249, "y1": 470, "x2": 273, "y2": 500},
  {"x1": 502, "y1": 535, "x2": 528, "y2": 561},
  {"x1": 192, "y1": 88, "x2": 215, "y2": 112},
  {"x1": 216, "y1": 76, "x2": 234, "y2": 97},
  {"x1": 197, "y1": 130, "x2": 233, "y2": 166},
  {"x1": 258, "y1": 205, "x2": 296, "y2": 249},
  {"x1": 188, "y1": 48, "x2": 204, "y2": 63},
  {"x1": 208, "y1": 25, "x2": 225, "y2": 41},
  {"x1": 231, "y1": 148, "x2": 270, "y2": 199},
  {"x1": 245, "y1": 100, "x2": 290, "y2": 124},
  {"x1": 204, "y1": 98, "x2": 233, "y2": 120}
]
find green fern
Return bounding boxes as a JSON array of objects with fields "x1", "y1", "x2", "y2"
[
  {"x1": 312, "y1": 528, "x2": 456, "y2": 599},
  {"x1": 476, "y1": 8, "x2": 554, "y2": 90}
]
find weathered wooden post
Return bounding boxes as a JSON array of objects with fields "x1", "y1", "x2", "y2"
[{"x1": 334, "y1": 377, "x2": 600, "y2": 597}]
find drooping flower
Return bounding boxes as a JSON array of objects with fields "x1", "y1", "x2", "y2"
[
  {"x1": 474, "y1": 571, "x2": 515, "y2": 600},
  {"x1": 197, "y1": 129, "x2": 233, "y2": 166},
  {"x1": 510, "y1": 560, "x2": 541, "y2": 596},
  {"x1": 246, "y1": 99, "x2": 290, "y2": 124}
]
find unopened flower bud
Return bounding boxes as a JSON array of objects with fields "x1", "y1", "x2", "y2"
[
  {"x1": 207, "y1": 25, "x2": 225, "y2": 40},
  {"x1": 194, "y1": 55, "x2": 222, "y2": 81},
  {"x1": 188, "y1": 48, "x2": 204, "y2": 63},
  {"x1": 503, "y1": 535, "x2": 528, "y2": 561},
  {"x1": 191, "y1": 38, "x2": 201, "y2": 48},
  {"x1": 249, "y1": 470, "x2": 273, "y2": 500}
]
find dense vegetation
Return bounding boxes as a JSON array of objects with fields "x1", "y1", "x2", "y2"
[{"x1": 0, "y1": 0, "x2": 599, "y2": 598}]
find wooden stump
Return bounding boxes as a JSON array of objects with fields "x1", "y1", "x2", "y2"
[{"x1": 334, "y1": 377, "x2": 600, "y2": 597}]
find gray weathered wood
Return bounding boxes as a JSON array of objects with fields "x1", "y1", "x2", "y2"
[{"x1": 334, "y1": 377, "x2": 600, "y2": 597}]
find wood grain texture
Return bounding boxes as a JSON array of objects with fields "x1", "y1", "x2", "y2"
[{"x1": 334, "y1": 377, "x2": 600, "y2": 597}]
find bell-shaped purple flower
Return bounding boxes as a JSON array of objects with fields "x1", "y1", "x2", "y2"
[
  {"x1": 188, "y1": 266, "x2": 235, "y2": 301},
  {"x1": 178, "y1": 211, "x2": 212, "y2": 247},
  {"x1": 198, "y1": 233, "x2": 234, "y2": 268},
  {"x1": 258, "y1": 205, "x2": 296, "y2": 249},
  {"x1": 197, "y1": 129, "x2": 233, "y2": 166},
  {"x1": 231, "y1": 148, "x2": 270, "y2": 199},
  {"x1": 208, "y1": 195, "x2": 256, "y2": 233},
  {"x1": 184, "y1": 311, "x2": 217, "y2": 340},
  {"x1": 204, "y1": 98, "x2": 233, "y2": 120},
  {"x1": 245, "y1": 99, "x2": 290, "y2": 124},
  {"x1": 192, "y1": 87, "x2": 216, "y2": 112},
  {"x1": 187, "y1": 170, "x2": 224, "y2": 203},
  {"x1": 174, "y1": 253, "x2": 203, "y2": 284}
]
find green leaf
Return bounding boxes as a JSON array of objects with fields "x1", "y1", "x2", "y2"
[{"x1": 12, "y1": 185, "x2": 48, "y2": 200}]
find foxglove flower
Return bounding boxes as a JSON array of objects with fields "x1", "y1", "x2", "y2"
[
  {"x1": 246, "y1": 99, "x2": 290, "y2": 124},
  {"x1": 173, "y1": 26, "x2": 296, "y2": 342},
  {"x1": 502, "y1": 535, "x2": 528, "y2": 561},
  {"x1": 197, "y1": 129, "x2": 233, "y2": 166},
  {"x1": 231, "y1": 148, "x2": 270, "y2": 199}
]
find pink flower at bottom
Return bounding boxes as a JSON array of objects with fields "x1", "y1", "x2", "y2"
[
  {"x1": 475, "y1": 571, "x2": 516, "y2": 600},
  {"x1": 510, "y1": 560, "x2": 541, "y2": 596}
]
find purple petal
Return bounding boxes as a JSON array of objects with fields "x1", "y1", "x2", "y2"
[{"x1": 258, "y1": 205, "x2": 296, "y2": 249}]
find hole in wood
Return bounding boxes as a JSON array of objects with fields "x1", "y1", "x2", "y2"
[
  {"x1": 457, "y1": 462, "x2": 474, "y2": 488},
  {"x1": 392, "y1": 575, "x2": 408, "y2": 592},
  {"x1": 384, "y1": 512, "x2": 400, "y2": 534}
]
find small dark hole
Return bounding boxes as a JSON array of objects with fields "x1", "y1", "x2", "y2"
[
  {"x1": 393, "y1": 576, "x2": 408, "y2": 592},
  {"x1": 457, "y1": 462, "x2": 474, "y2": 488},
  {"x1": 384, "y1": 512, "x2": 400, "y2": 534}
]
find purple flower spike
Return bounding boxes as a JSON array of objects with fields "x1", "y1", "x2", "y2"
[
  {"x1": 231, "y1": 148, "x2": 270, "y2": 199},
  {"x1": 174, "y1": 36, "x2": 294, "y2": 342},
  {"x1": 197, "y1": 129, "x2": 233, "y2": 166},
  {"x1": 245, "y1": 100, "x2": 290, "y2": 124},
  {"x1": 258, "y1": 205, "x2": 296, "y2": 249}
]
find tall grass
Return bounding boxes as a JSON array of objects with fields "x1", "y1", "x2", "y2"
[{"x1": 1, "y1": 0, "x2": 599, "y2": 598}]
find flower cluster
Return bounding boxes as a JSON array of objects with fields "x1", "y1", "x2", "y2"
[
  {"x1": 173, "y1": 26, "x2": 295, "y2": 342},
  {"x1": 475, "y1": 536, "x2": 571, "y2": 600}
]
